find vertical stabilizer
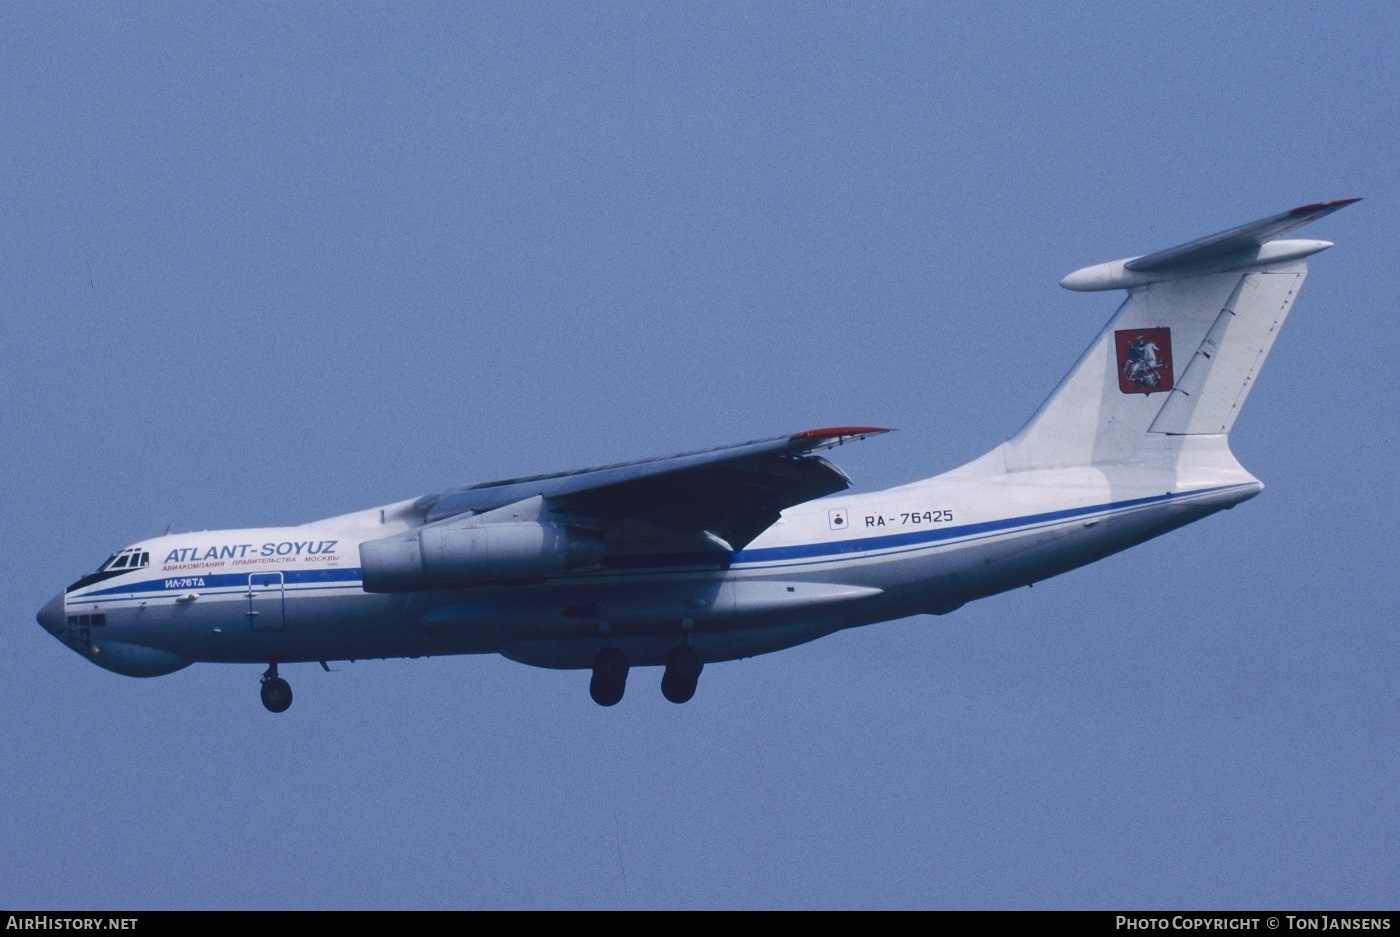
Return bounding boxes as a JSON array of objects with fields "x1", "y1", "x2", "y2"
[{"x1": 995, "y1": 201, "x2": 1355, "y2": 472}]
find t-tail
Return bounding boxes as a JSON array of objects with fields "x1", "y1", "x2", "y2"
[{"x1": 966, "y1": 200, "x2": 1357, "y2": 481}]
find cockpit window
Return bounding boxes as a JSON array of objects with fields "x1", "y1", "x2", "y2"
[
  {"x1": 100, "y1": 548, "x2": 148, "y2": 572},
  {"x1": 72, "y1": 548, "x2": 151, "y2": 591}
]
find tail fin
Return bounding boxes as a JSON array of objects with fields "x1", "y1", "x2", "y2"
[{"x1": 1001, "y1": 200, "x2": 1356, "y2": 471}]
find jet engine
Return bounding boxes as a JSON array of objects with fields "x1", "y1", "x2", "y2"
[{"x1": 360, "y1": 521, "x2": 605, "y2": 592}]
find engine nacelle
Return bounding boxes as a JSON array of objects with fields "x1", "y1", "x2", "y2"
[{"x1": 359, "y1": 521, "x2": 604, "y2": 593}]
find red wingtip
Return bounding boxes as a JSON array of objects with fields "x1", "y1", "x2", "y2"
[
  {"x1": 1290, "y1": 198, "x2": 1362, "y2": 216},
  {"x1": 791, "y1": 426, "x2": 893, "y2": 440}
]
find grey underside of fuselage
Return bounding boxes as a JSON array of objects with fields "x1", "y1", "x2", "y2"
[{"x1": 77, "y1": 488, "x2": 1238, "y2": 672}]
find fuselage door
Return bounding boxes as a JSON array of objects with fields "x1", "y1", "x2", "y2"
[{"x1": 247, "y1": 572, "x2": 286, "y2": 632}]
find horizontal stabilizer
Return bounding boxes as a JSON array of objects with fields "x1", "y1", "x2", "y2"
[{"x1": 1062, "y1": 199, "x2": 1358, "y2": 292}]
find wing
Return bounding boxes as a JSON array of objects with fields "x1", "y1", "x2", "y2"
[{"x1": 416, "y1": 426, "x2": 891, "y2": 550}]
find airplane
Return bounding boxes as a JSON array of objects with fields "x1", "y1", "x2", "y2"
[{"x1": 36, "y1": 199, "x2": 1357, "y2": 712}]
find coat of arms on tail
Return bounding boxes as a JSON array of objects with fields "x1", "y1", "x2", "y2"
[{"x1": 1115, "y1": 327, "x2": 1173, "y2": 394}]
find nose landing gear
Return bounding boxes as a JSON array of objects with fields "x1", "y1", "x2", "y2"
[
  {"x1": 661, "y1": 644, "x2": 703, "y2": 704},
  {"x1": 260, "y1": 663, "x2": 293, "y2": 713},
  {"x1": 589, "y1": 646, "x2": 629, "y2": 706}
]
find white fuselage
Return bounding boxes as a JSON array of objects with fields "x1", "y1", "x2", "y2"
[{"x1": 42, "y1": 447, "x2": 1261, "y2": 678}]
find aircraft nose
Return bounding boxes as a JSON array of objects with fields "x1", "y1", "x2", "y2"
[{"x1": 36, "y1": 592, "x2": 65, "y2": 635}]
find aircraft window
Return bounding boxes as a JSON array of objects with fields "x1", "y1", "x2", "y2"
[
  {"x1": 95, "y1": 550, "x2": 148, "y2": 573},
  {"x1": 68, "y1": 548, "x2": 147, "y2": 592}
]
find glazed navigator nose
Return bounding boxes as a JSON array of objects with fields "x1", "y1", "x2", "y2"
[{"x1": 36, "y1": 592, "x2": 65, "y2": 635}]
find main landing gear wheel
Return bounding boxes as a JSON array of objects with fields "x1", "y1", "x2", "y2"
[
  {"x1": 590, "y1": 646, "x2": 629, "y2": 707},
  {"x1": 260, "y1": 663, "x2": 293, "y2": 713},
  {"x1": 661, "y1": 644, "x2": 703, "y2": 704}
]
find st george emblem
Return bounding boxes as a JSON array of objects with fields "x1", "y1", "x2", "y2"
[{"x1": 1115, "y1": 327, "x2": 1173, "y2": 395}]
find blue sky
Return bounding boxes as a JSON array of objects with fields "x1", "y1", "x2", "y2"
[{"x1": 2, "y1": 2, "x2": 1396, "y2": 909}]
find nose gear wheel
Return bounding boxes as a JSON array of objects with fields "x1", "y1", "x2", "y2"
[{"x1": 260, "y1": 663, "x2": 293, "y2": 713}]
